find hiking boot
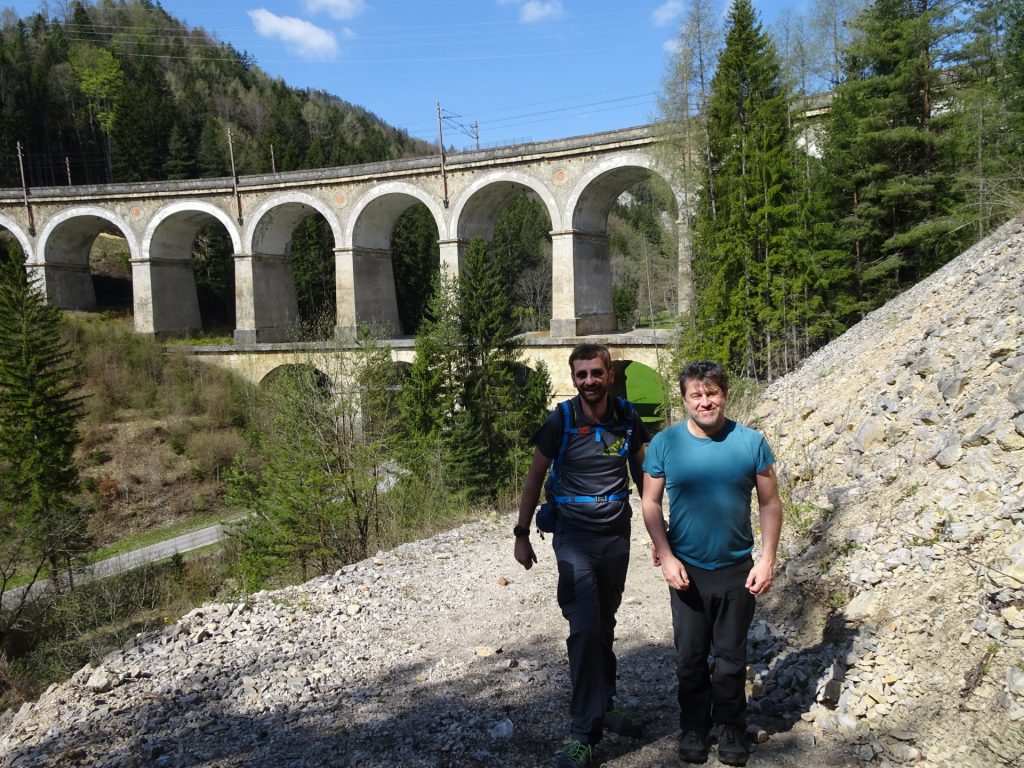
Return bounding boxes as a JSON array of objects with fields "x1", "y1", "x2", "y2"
[
  {"x1": 557, "y1": 740, "x2": 592, "y2": 768},
  {"x1": 678, "y1": 730, "x2": 710, "y2": 763},
  {"x1": 717, "y1": 723, "x2": 750, "y2": 766},
  {"x1": 604, "y1": 707, "x2": 643, "y2": 738}
]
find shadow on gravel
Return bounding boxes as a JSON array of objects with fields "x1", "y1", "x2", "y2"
[
  {"x1": 12, "y1": 641, "x2": 676, "y2": 767},
  {"x1": 10, "y1": 624, "x2": 860, "y2": 768}
]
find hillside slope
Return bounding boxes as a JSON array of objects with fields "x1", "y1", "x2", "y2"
[
  {"x1": 0, "y1": 221, "x2": 1022, "y2": 767},
  {"x1": 755, "y1": 216, "x2": 1024, "y2": 766}
]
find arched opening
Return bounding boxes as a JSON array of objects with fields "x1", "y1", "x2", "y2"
[
  {"x1": 390, "y1": 206, "x2": 440, "y2": 336},
  {"x1": 260, "y1": 364, "x2": 332, "y2": 395},
  {"x1": 456, "y1": 182, "x2": 554, "y2": 333},
  {"x1": 608, "y1": 177, "x2": 679, "y2": 330},
  {"x1": 611, "y1": 360, "x2": 665, "y2": 431},
  {"x1": 290, "y1": 214, "x2": 337, "y2": 339},
  {"x1": 0, "y1": 228, "x2": 25, "y2": 265},
  {"x1": 89, "y1": 231, "x2": 133, "y2": 312},
  {"x1": 565, "y1": 161, "x2": 680, "y2": 336},
  {"x1": 248, "y1": 200, "x2": 338, "y2": 342},
  {"x1": 348, "y1": 189, "x2": 444, "y2": 338},
  {"x1": 37, "y1": 212, "x2": 136, "y2": 315},
  {"x1": 192, "y1": 223, "x2": 235, "y2": 335},
  {"x1": 147, "y1": 206, "x2": 239, "y2": 338}
]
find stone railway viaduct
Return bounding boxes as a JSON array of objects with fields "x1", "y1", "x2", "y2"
[
  {"x1": 0, "y1": 124, "x2": 688, "y2": 341},
  {"x1": 0, "y1": 124, "x2": 684, "y2": 408}
]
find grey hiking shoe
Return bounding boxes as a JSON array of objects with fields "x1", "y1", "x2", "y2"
[
  {"x1": 717, "y1": 723, "x2": 750, "y2": 766},
  {"x1": 557, "y1": 740, "x2": 592, "y2": 768},
  {"x1": 679, "y1": 729, "x2": 710, "y2": 763},
  {"x1": 604, "y1": 707, "x2": 643, "y2": 737}
]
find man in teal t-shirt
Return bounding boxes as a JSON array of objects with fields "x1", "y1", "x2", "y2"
[{"x1": 641, "y1": 362, "x2": 782, "y2": 767}]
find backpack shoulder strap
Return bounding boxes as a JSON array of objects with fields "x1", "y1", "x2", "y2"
[
  {"x1": 551, "y1": 399, "x2": 574, "y2": 479},
  {"x1": 613, "y1": 396, "x2": 637, "y2": 456}
]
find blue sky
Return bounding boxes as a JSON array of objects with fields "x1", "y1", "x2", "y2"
[{"x1": 6, "y1": 0, "x2": 806, "y2": 148}]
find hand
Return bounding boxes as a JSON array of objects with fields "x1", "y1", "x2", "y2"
[
  {"x1": 660, "y1": 553, "x2": 690, "y2": 591},
  {"x1": 515, "y1": 537, "x2": 537, "y2": 570},
  {"x1": 745, "y1": 558, "x2": 774, "y2": 595}
]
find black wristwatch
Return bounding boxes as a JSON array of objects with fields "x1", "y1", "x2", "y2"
[{"x1": 513, "y1": 524, "x2": 530, "y2": 538}]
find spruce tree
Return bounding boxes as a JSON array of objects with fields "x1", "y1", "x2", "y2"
[
  {"x1": 400, "y1": 239, "x2": 550, "y2": 501},
  {"x1": 822, "y1": 0, "x2": 964, "y2": 319},
  {"x1": 943, "y1": 0, "x2": 1024, "y2": 236},
  {"x1": 0, "y1": 255, "x2": 88, "y2": 593},
  {"x1": 690, "y1": 0, "x2": 804, "y2": 379},
  {"x1": 400, "y1": 274, "x2": 463, "y2": 438}
]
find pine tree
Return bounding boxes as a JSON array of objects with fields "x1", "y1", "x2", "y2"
[
  {"x1": 400, "y1": 273, "x2": 463, "y2": 438},
  {"x1": 0, "y1": 255, "x2": 88, "y2": 597}
]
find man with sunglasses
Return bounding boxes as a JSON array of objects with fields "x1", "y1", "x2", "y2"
[
  {"x1": 641, "y1": 361, "x2": 782, "y2": 766},
  {"x1": 514, "y1": 343, "x2": 650, "y2": 768}
]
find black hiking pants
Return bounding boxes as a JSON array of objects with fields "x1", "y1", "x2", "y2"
[
  {"x1": 553, "y1": 524, "x2": 630, "y2": 744},
  {"x1": 670, "y1": 556, "x2": 755, "y2": 734}
]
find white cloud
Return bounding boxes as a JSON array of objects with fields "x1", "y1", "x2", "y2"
[
  {"x1": 248, "y1": 9, "x2": 338, "y2": 60},
  {"x1": 520, "y1": 1, "x2": 564, "y2": 22},
  {"x1": 663, "y1": 37, "x2": 681, "y2": 55},
  {"x1": 303, "y1": 0, "x2": 366, "y2": 20},
  {"x1": 652, "y1": 1, "x2": 684, "y2": 27},
  {"x1": 499, "y1": 1, "x2": 564, "y2": 23}
]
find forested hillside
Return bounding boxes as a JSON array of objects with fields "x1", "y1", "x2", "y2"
[{"x1": 0, "y1": 0, "x2": 432, "y2": 188}]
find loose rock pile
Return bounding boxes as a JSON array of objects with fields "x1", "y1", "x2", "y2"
[
  {"x1": 754, "y1": 216, "x2": 1024, "y2": 767},
  {"x1": 1, "y1": 219, "x2": 1022, "y2": 767}
]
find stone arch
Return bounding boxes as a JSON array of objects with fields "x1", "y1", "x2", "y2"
[
  {"x1": 548, "y1": 154, "x2": 680, "y2": 337},
  {"x1": 237, "y1": 192, "x2": 343, "y2": 344},
  {"x1": 137, "y1": 202, "x2": 243, "y2": 337},
  {"x1": 35, "y1": 206, "x2": 139, "y2": 311},
  {"x1": 244, "y1": 192, "x2": 342, "y2": 255},
  {"x1": 144, "y1": 201, "x2": 242, "y2": 258},
  {"x1": 259, "y1": 362, "x2": 333, "y2": 393},
  {"x1": 338, "y1": 182, "x2": 446, "y2": 336},
  {"x1": 565, "y1": 153, "x2": 675, "y2": 232},
  {"x1": 0, "y1": 213, "x2": 33, "y2": 262},
  {"x1": 451, "y1": 170, "x2": 561, "y2": 242},
  {"x1": 345, "y1": 181, "x2": 447, "y2": 247}
]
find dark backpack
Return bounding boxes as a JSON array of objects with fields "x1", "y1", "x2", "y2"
[{"x1": 536, "y1": 397, "x2": 637, "y2": 533}]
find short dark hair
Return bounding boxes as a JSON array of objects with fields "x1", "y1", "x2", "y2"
[
  {"x1": 679, "y1": 361, "x2": 729, "y2": 397},
  {"x1": 569, "y1": 343, "x2": 612, "y2": 371}
]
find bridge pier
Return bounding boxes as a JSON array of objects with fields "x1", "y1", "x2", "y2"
[
  {"x1": 438, "y1": 238, "x2": 465, "y2": 278},
  {"x1": 29, "y1": 261, "x2": 96, "y2": 310},
  {"x1": 132, "y1": 257, "x2": 201, "y2": 336},
  {"x1": 234, "y1": 252, "x2": 299, "y2": 344},
  {"x1": 549, "y1": 229, "x2": 617, "y2": 337},
  {"x1": 334, "y1": 246, "x2": 401, "y2": 338},
  {"x1": 677, "y1": 215, "x2": 693, "y2": 317}
]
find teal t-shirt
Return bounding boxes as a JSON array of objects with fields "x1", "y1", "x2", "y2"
[{"x1": 643, "y1": 419, "x2": 775, "y2": 569}]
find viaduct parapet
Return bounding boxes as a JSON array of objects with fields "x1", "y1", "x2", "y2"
[{"x1": 0, "y1": 124, "x2": 690, "y2": 344}]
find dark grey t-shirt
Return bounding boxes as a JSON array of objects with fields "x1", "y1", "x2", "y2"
[{"x1": 533, "y1": 396, "x2": 650, "y2": 531}]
